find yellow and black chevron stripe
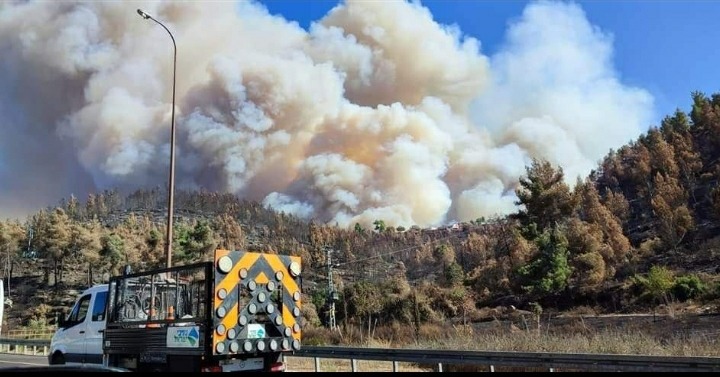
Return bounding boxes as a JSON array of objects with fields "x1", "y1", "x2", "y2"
[{"x1": 212, "y1": 249, "x2": 302, "y2": 355}]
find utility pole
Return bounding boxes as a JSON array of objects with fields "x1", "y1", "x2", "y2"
[
  {"x1": 326, "y1": 247, "x2": 337, "y2": 330},
  {"x1": 413, "y1": 280, "x2": 420, "y2": 344},
  {"x1": 5, "y1": 247, "x2": 8, "y2": 298},
  {"x1": 5, "y1": 248, "x2": 8, "y2": 302}
]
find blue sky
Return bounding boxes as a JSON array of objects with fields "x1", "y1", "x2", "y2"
[{"x1": 258, "y1": 0, "x2": 720, "y2": 127}]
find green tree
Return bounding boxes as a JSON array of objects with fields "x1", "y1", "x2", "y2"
[
  {"x1": 433, "y1": 243, "x2": 456, "y2": 266},
  {"x1": 172, "y1": 222, "x2": 194, "y2": 262},
  {"x1": 513, "y1": 159, "x2": 576, "y2": 234},
  {"x1": 77, "y1": 218, "x2": 103, "y2": 285},
  {"x1": 64, "y1": 194, "x2": 82, "y2": 220},
  {"x1": 443, "y1": 262, "x2": 464, "y2": 287},
  {"x1": 100, "y1": 233, "x2": 125, "y2": 275},
  {"x1": 354, "y1": 223, "x2": 365, "y2": 234},
  {"x1": 0, "y1": 220, "x2": 24, "y2": 283},
  {"x1": 373, "y1": 219, "x2": 386, "y2": 233},
  {"x1": 633, "y1": 265, "x2": 675, "y2": 305},
  {"x1": 517, "y1": 227, "x2": 571, "y2": 296},
  {"x1": 111, "y1": 214, "x2": 144, "y2": 270},
  {"x1": 181, "y1": 220, "x2": 216, "y2": 261},
  {"x1": 342, "y1": 281, "x2": 383, "y2": 331},
  {"x1": 36, "y1": 208, "x2": 72, "y2": 286},
  {"x1": 144, "y1": 227, "x2": 164, "y2": 267}
]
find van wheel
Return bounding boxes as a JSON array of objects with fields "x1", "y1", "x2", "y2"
[{"x1": 51, "y1": 352, "x2": 65, "y2": 365}]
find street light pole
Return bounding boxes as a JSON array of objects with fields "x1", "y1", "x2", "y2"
[{"x1": 137, "y1": 8, "x2": 176, "y2": 269}]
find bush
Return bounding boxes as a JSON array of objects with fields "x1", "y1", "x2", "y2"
[
  {"x1": 671, "y1": 275, "x2": 706, "y2": 301},
  {"x1": 632, "y1": 265, "x2": 674, "y2": 303},
  {"x1": 25, "y1": 303, "x2": 53, "y2": 330},
  {"x1": 301, "y1": 325, "x2": 343, "y2": 346}
]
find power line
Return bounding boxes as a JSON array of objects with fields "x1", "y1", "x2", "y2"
[
  {"x1": 332, "y1": 231, "x2": 467, "y2": 268},
  {"x1": 289, "y1": 226, "x2": 476, "y2": 289},
  {"x1": 326, "y1": 247, "x2": 336, "y2": 330}
]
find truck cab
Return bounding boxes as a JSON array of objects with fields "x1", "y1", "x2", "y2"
[{"x1": 49, "y1": 284, "x2": 108, "y2": 366}]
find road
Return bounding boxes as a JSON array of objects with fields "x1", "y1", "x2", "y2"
[{"x1": 0, "y1": 353, "x2": 47, "y2": 368}]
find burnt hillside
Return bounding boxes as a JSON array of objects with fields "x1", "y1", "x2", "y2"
[{"x1": 3, "y1": 93, "x2": 720, "y2": 329}]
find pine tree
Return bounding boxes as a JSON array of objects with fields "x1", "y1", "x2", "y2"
[
  {"x1": 565, "y1": 218, "x2": 607, "y2": 291},
  {"x1": 575, "y1": 179, "x2": 631, "y2": 265},
  {"x1": 513, "y1": 159, "x2": 576, "y2": 234},
  {"x1": 660, "y1": 110, "x2": 703, "y2": 203},
  {"x1": 651, "y1": 173, "x2": 694, "y2": 250},
  {"x1": 0, "y1": 220, "x2": 24, "y2": 283},
  {"x1": 641, "y1": 128, "x2": 679, "y2": 179},
  {"x1": 37, "y1": 208, "x2": 72, "y2": 286},
  {"x1": 212, "y1": 214, "x2": 246, "y2": 251},
  {"x1": 517, "y1": 226, "x2": 571, "y2": 296}
]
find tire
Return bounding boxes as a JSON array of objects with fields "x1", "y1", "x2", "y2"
[{"x1": 50, "y1": 352, "x2": 66, "y2": 365}]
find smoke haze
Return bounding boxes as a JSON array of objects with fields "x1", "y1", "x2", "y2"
[{"x1": 0, "y1": 0, "x2": 653, "y2": 227}]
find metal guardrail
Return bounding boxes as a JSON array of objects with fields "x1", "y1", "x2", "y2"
[
  {"x1": 2, "y1": 338, "x2": 719, "y2": 372},
  {"x1": 0, "y1": 338, "x2": 49, "y2": 356},
  {"x1": 292, "y1": 346, "x2": 720, "y2": 372},
  {"x1": 3, "y1": 329, "x2": 56, "y2": 339}
]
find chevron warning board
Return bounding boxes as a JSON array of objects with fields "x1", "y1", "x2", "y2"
[{"x1": 212, "y1": 249, "x2": 302, "y2": 355}]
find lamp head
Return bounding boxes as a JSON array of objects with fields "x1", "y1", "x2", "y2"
[{"x1": 137, "y1": 9, "x2": 151, "y2": 20}]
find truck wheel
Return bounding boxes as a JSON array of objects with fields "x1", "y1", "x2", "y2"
[{"x1": 51, "y1": 352, "x2": 65, "y2": 365}]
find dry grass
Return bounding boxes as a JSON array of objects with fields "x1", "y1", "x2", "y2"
[
  {"x1": 294, "y1": 314, "x2": 720, "y2": 372},
  {"x1": 442, "y1": 318, "x2": 718, "y2": 356},
  {"x1": 422, "y1": 327, "x2": 720, "y2": 357}
]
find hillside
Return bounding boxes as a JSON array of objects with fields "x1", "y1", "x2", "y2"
[
  {"x1": 2, "y1": 190, "x2": 718, "y2": 334},
  {"x1": 3, "y1": 93, "x2": 720, "y2": 336}
]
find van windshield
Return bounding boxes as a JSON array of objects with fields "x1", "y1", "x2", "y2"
[{"x1": 68, "y1": 294, "x2": 91, "y2": 323}]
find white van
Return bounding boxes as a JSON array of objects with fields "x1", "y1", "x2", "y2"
[{"x1": 49, "y1": 284, "x2": 108, "y2": 365}]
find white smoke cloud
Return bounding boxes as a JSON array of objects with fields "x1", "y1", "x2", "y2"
[
  {"x1": 470, "y1": 0, "x2": 654, "y2": 183},
  {"x1": 0, "y1": 0, "x2": 653, "y2": 228}
]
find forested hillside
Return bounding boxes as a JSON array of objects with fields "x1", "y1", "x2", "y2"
[{"x1": 2, "y1": 93, "x2": 720, "y2": 331}]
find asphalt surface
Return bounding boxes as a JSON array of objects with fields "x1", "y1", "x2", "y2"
[{"x1": 0, "y1": 353, "x2": 48, "y2": 369}]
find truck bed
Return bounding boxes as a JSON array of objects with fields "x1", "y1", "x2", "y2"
[{"x1": 102, "y1": 250, "x2": 303, "y2": 371}]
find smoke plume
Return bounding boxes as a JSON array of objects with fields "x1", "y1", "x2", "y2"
[{"x1": 0, "y1": 0, "x2": 653, "y2": 227}]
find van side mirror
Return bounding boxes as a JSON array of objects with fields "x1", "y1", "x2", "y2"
[{"x1": 56, "y1": 311, "x2": 68, "y2": 328}]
